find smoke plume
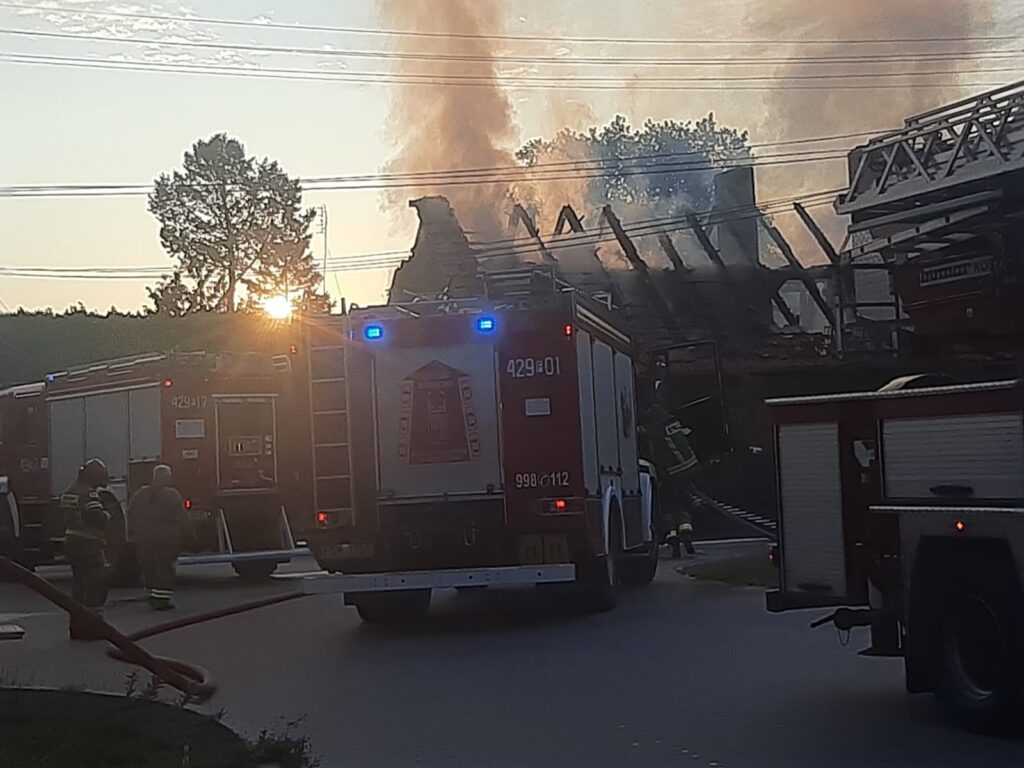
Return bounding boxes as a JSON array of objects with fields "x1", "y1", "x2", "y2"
[
  {"x1": 377, "y1": 0, "x2": 517, "y2": 238},
  {"x1": 747, "y1": 0, "x2": 998, "y2": 249}
]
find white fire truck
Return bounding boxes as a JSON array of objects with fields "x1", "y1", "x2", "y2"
[
  {"x1": 302, "y1": 276, "x2": 660, "y2": 621},
  {"x1": 767, "y1": 378, "x2": 1024, "y2": 733}
]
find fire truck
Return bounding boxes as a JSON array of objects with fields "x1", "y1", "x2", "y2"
[
  {"x1": 301, "y1": 278, "x2": 660, "y2": 621},
  {"x1": 0, "y1": 351, "x2": 311, "y2": 578},
  {"x1": 766, "y1": 378, "x2": 1024, "y2": 734}
]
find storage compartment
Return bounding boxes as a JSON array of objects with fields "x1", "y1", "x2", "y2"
[{"x1": 215, "y1": 397, "x2": 277, "y2": 491}]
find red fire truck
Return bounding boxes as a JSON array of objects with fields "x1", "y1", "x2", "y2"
[
  {"x1": 0, "y1": 351, "x2": 311, "y2": 578},
  {"x1": 301, "y1": 281, "x2": 660, "y2": 621},
  {"x1": 766, "y1": 378, "x2": 1024, "y2": 733}
]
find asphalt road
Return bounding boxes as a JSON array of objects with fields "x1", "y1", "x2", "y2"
[{"x1": 4, "y1": 548, "x2": 1022, "y2": 767}]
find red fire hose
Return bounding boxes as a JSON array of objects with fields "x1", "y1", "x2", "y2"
[{"x1": 0, "y1": 556, "x2": 304, "y2": 702}]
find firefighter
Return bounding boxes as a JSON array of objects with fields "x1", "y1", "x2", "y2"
[
  {"x1": 60, "y1": 458, "x2": 112, "y2": 640},
  {"x1": 128, "y1": 464, "x2": 194, "y2": 611},
  {"x1": 640, "y1": 402, "x2": 700, "y2": 558}
]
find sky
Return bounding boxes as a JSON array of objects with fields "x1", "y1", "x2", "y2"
[{"x1": 1, "y1": 0, "x2": 1022, "y2": 313}]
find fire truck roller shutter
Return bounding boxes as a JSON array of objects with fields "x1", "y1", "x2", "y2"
[
  {"x1": 574, "y1": 329, "x2": 599, "y2": 497},
  {"x1": 84, "y1": 393, "x2": 130, "y2": 504},
  {"x1": 49, "y1": 398, "x2": 86, "y2": 495},
  {"x1": 882, "y1": 414, "x2": 1024, "y2": 501},
  {"x1": 128, "y1": 387, "x2": 161, "y2": 465},
  {"x1": 592, "y1": 339, "x2": 623, "y2": 553},
  {"x1": 776, "y1": 422, "x2": 848, "y2": 598}
]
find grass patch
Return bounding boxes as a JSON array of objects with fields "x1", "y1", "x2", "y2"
[
  {"x1": 681, "y1": 551, "x2": 779, "y2": 589},
  {"x1": 0, "y1": 688, "x2": 317, "y2": 768}
]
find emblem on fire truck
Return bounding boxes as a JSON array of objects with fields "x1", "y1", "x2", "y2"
[{"x1": 397, "y1": 360, "x2": 481, "y2": 465}]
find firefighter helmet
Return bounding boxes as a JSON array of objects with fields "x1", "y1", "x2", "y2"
[{"x1": 78, "y1": 458, "x2": 110, "y2": 488}]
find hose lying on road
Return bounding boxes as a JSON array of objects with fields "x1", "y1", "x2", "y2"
[{"x1": 0, "y1": 555, "x2": 304, "y2": 702}]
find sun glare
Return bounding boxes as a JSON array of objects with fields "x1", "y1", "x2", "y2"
[{"x1": 262, "y1": 295, "x2": 293, "y2": 320}]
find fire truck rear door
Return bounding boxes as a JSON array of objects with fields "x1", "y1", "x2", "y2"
[
  {"x1": 214, "y1": 396, "x2": 277, "y2": 492},
  {"x1": 373, "y1": 344, "x2": 501, "y2": 499}
]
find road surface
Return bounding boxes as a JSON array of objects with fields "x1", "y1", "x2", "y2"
[{"x1": 3, "y1": 547, "x2": 1021, "y2": 766}]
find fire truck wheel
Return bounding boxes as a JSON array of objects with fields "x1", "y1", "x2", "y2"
[
  {"x1": 232, "y1": 560, "x2": 279, "y2": 580},
  {"x1": 619, "y1": 526, "x2": 659, "y2": 587},
  {"x1": 577, "y1": 511, "x2": 622, "y2": 612},
  {"x1": 935, "y1": 580, "x2": 1024, "y2": 735},
  {"x1": 354, "y1": 589, "x2": 431, "y2": 625}
]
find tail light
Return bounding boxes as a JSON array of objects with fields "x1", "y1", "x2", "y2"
[
  {"x1": 316, "y1": 511, "x2": 329, "y2": 526},
  {"x1": 184, "y1": 498, "x2": 192, "y2": 510},
  {"x1": 769, "y1": 545, "x2": 779, "y2": 568}
]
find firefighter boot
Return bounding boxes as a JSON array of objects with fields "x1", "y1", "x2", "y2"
[
  {"x1": 679, "y1": 523, "x2": 696, "y2": 555},
  {"x1": 666, "y1": 529, "x2": 682, "y2": 559}
]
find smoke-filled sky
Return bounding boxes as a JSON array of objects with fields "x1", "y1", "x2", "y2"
[{"x1": 1, "y1": 0, "x2": 1022, "y2": 311}]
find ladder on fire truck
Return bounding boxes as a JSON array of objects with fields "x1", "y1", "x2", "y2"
[
  {"x1": 304, "y1": 317, "x2": 354, "y2": 527},
  {"x1": 832, "y1": 80, "x2": 1024, "y2": 340}
]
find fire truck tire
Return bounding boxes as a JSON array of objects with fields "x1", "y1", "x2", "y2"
[
  {"x1": 576, "y1": 511, "x2": 622, "y2": 612},
  {"x1": 934, "y1": 578, "x2": 1024, "y2": 735},
  {"x1": 354, "y1": 589, "x2": 431, "y2": 625},
  {"x1": 619, "y1": 531, "x2": 659, "y2": 587},
  {"x1": 232, "y1": 560, "x2": 279, "y2": 580}
]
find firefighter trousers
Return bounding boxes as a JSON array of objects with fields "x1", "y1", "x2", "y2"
[
  {"x1": 64, "y1": 535, "x2": 108, "y2": 639},
  {"x1": 139, "y1": 542, "x2": 178, "y2": 608}
]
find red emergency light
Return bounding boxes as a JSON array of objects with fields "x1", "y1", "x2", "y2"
[
  {"x1": 563, "y1": 324, "x2": 574, "y2": 338},
  {"x1": 162, "y1": 379, "x2": 174, "y2": 388},
  {"x1": 184, "y1": 498, "x2": 192, "y2": 510},
  {"x1": 316, "y1": 511, "x2": 329, "y2": 526},
  {"x1": 553, "y1": 499, "x2": 568, "y2": 511}
]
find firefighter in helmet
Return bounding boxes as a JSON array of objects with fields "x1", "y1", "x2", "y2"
[
  {"x1": 60, "y1": 458, "x2": 112, "y2": 640},
  {"x1": 640, "y1": 401, "x2": 700, "y2": 558},
  {"x1": 127, "y1": 464, "x2": 194, "y2": 610}
]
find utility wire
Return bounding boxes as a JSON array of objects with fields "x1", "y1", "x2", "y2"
[
  {"x1": 0, "y1": 130, "x2": 880, "y2": 197},
  {"x1": 0, "y1": 53, "x2": 1010, "y2": 94},
  {"x1": 0, "y1": 148, "x2": 852, "y2": 198},
  {"x1": 3, "y1": 27, "x2": 1024, "y2": 67},
  {"x1": 0, "y1": 191, "x2": 837, "y2": 279},
  {"x1": 0, "y1": 2, "x2": 1017, "y2": 47}
]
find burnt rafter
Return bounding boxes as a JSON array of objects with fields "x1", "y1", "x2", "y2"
[
  {"x1": 601, "y1": 206, "x2": 681, "y2": 330},
  {"x1": 507, "y1": 204, "x2": 556, "y2": 265},
  {"x1": 838, "y1": 79, "x2": 1024, "y2": 213}
]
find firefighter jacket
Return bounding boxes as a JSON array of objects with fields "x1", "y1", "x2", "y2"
[
  {"x1": 640, "y1": 406, "x2": 700, "y2": 479},
  {"x1": 60, "y1": 481, "x2": 111, "y2": 543},
  {"x1": 127, "y1": 485, "x2": 195, "y2": 550}
]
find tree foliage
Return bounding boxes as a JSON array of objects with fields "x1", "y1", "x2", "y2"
[
  {"x1": 148, "y1": 134, "x2": 330, "y2": 315},
  {"x1": 516, "y1": 113, "x2": 751, "y2": 214}
]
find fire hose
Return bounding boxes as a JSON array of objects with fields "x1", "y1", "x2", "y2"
[{"x1": 0, "y1": 555, "x2": 304, "y2": 702}]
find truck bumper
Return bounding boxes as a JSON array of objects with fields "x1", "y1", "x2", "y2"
[{"x1": 302, "y1": 563, "x2": 576, "y2": 596}]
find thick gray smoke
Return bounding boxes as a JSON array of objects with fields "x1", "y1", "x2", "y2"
[
  {"x1": 377, "y1": 0, "x2": 516, "y2": 238},
  {"x1": 746, "y1": 0, "x2": 999, "y2": 250}
]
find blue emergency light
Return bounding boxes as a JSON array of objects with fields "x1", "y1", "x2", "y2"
[
  {"x1": 476, "y1": 316, "x2": 496, "y2": 333},
  {"x1": 364, "y1": 324, "x2": 384, "y2": 340}
]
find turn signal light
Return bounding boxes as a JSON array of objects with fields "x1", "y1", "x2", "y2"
[{"x1": 954, "y1": 520, "x2": 967, "y2": 533}]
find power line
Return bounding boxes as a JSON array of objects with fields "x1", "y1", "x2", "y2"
[
  {"x1": 0, "y1": 2, "x2": 1017, "y2": 47},
  {"x1": 0, "y1": 130, "x2": 881, "y2": 197},
  {"x1": 0, "y1": 190, "x2": 838, "y2": 279},
  {"x1": 4, "y1": 27, "x2": 1024, "y2": 68},
  {"x1": 0, "y1": 147, "x2": 853, "y2": 199},
  {"x1": 0, "y1": 53, "x2": 1010, "y2": 95}
]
